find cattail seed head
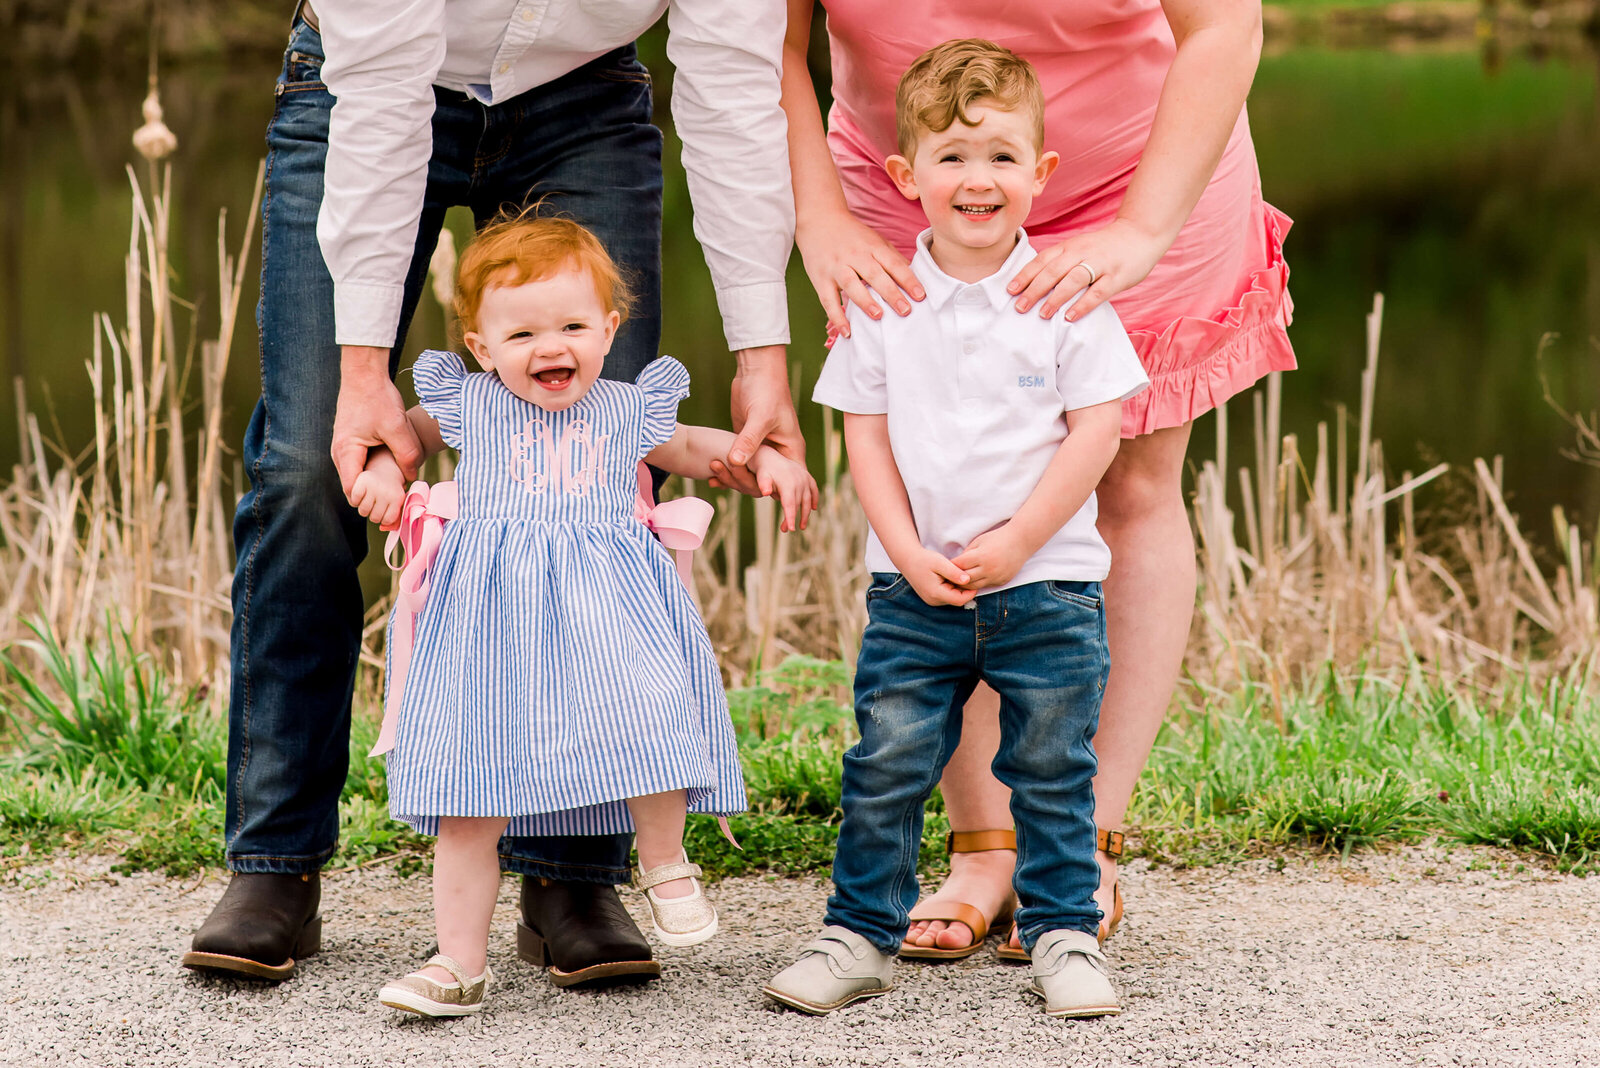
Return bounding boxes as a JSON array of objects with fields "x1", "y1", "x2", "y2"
[{"x1": 133, "y1": 88, "x2": 178, "y2": 161}]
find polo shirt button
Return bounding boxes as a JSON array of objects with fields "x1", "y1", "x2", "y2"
[
  {"x1": 498, "y1": 62, "x2": 511, "y2": 74},
  {"x1": 521, "y1": 8, "x2": 535, "y2": 19},
  {"x1": 963, "y1": 340, "x2": 978, "y2": 354}
]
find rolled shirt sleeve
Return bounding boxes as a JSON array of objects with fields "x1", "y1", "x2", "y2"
[
  {"x1": 666, "y1": 0, "x2": 795, "y2": 352},
  {"x1": 317, "y1": 0, "x2": 448, "y2": 349}
]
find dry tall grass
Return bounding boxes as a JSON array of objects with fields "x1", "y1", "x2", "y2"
[
  {"x1": 3, "y1": 197, "x2": 1595, "y2": 708},
  {"x1": 2, "y1": 161, "x2": 263, "y2": 687}
]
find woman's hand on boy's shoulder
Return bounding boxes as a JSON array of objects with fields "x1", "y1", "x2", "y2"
[{"x1": 797, "y1": 211, "x2": 925, "y2": 340}]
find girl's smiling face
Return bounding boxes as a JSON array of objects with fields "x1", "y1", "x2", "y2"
[
  {"x1": 886, "y1": 102, "x2": 1059, "y2": 277},
  {"x1": 463, "y1": 265, "x2": 620, "y2": 411}
]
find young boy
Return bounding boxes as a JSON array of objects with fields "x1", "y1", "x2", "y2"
[{"x1": 761, "y1": 39, "x2": 1149, "y2": 1019}]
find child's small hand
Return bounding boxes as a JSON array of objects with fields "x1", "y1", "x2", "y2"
[
  {"x1": 349, "y1": 447, "x2": 407, "y2": 530},
  {"x1": 744, "y1": 447, "x2": 820, "y2": 533},
  {"x1": 904, "y1": 548, "x2": 976, "y2": 608},
  {"x1": 950, "y1": 524, "x2": 1030, "y2": 591}
]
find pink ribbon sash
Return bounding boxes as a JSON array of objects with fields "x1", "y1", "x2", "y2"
[
  {"x1": 371, "y1": 480, "x2": 458, "y2": 757},
  {"x1": 633, "y1": 461, "x2": 713, "y2": 591}
]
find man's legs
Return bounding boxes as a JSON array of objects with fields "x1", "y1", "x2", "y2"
[{"x1": 189, "y1": 17, "x2": 461, "y2": 978}]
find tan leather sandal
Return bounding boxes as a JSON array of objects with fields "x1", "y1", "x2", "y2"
[
  {"x1": 996, "y1": 827, "x2": 1124, "y2": 962},
  {"x1": 898, "y1": 829, "x2": 1017, "y2": 961}
]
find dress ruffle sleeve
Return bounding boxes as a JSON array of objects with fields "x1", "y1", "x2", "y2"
[
  {"x1": 635, "y1": 355, "x2": 691, "y2": 455},
  {"x1": 411, "y1": 349, "x2": 468, "y2": 449}
]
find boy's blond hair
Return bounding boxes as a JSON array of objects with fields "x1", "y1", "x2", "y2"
[
  {"x1": 894, "y1": 39, "x2": 1045, "y2": 157},
  {"x1": 454, "y1": 212, "x2": 632, "y2": 341}
]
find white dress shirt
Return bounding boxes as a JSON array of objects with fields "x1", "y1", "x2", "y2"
[
  {"x1": 812, "y1": 230, "x2": 1150, "y2": 589},
  {"x1": 315, "y1": 0, "x2": 793, "y2": 352}
]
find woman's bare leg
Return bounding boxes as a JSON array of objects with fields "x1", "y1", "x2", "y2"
[
  {"x1": 911, "y1": 421, "x2": 1197, "y2": 951},
  {"x1": 629, "y1": 789, "x2": 693, "y2": 898},
  {"x1": 422, "y1": 815, "x2": 510, "y2": 983},
  {"x1": 1082, "y1": 421, "x2": 1196, "y2": 925}
]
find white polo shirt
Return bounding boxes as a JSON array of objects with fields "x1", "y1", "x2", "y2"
[{"x1": 812, "y1": 229, "x2": 1149, "y2": 590}]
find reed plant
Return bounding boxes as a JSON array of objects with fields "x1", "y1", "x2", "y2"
[{"x1": 1, "y1": 158, "x2": 263, "y2": 688}]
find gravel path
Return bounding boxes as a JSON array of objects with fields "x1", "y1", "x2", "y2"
[{"x1": 2, "y1": 846, "x2": 1596, "y2": 1067}]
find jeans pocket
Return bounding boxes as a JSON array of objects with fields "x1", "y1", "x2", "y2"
[
  {"x1": 277, "y1": 49, "x2": 326, "y2": 95},
  {"x1": 865, "y1": 573, "x2": 908, "y2": 601},
  {"x1": 1045, "y1": 581, "x2": 1102, "y2": 612}
]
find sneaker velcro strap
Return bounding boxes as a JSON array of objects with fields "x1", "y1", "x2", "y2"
[
  {"x1": 803, "y1": 925, "x2": 876, "y2": 967},
  {"x1": 1096, "y1": 828, "x2": 1125, "y2": 858},
  {"x1": 636, "y1": 861, "x2": 703, "y2": 891},
  {"x1": 1030, "y1": 933, "x2": 1108, "y2": 977}
]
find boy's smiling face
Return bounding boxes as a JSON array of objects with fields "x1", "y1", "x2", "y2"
[
  {"x1": 886, "y1": 101, "x2": 1059, "y2": 279},
  {"x1": 463, "y1": 265, "x2": 619, "y2": 411}
]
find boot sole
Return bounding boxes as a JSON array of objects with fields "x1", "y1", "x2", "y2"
[
  {"x1": 516, "y1": 921, "x2": 661, "y2": 988},
  {"x1": 182, "y1": 915, "x2": 322, "y2": 981},
  {"x1": 760, "y1": 983, "x2": 891, "y2": 1015}
]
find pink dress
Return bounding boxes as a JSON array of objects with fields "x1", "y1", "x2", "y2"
[{"x1": 821, "y1": 0, "x2": 1295, "y2": 437}]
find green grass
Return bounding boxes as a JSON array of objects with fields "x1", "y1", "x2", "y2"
[{"x1": 3, "y1": 627, "x2": 1598, "y2": 879}]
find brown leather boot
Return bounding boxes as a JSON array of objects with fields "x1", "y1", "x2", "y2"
[
  {"x1": 516, "y1": 877, "x2": 660, "y2": 988},
  {"x1": 182, "y1": 872, "x2": 322, "y2": 981}
]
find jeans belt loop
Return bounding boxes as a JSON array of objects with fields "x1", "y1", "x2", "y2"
[{"x1": 294, "y1": 0, "x2": 320, "y2": 32}]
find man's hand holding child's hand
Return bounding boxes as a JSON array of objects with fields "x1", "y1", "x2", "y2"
[{"x1": 348, "y1": 446, "x2": 407, "y2": 530}]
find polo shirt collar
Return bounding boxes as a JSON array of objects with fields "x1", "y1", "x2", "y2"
[{"x1": 910, "y1": 228, "x2": 1037, "y2": 310}]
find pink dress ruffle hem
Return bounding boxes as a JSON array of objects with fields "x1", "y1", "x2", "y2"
[{"x1": 1119, "y1": 205, "x2": 1296, "y2": 439}]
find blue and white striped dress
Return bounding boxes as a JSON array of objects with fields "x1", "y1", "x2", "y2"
[{"x1": 384, "y1": 350, "x2": 746, "y2": 836}]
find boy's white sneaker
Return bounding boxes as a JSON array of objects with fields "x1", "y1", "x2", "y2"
[
  {"x1": 761, "y1": 926, "x2": 894, "y2": 1015},
  {"x1": 1027, "y1": 929, "x2": 1121, "y2": 1018}
]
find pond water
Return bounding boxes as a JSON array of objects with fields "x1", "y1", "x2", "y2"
[{"x1": 3, "y1": 34, "x2": 1598, "y2": 568}]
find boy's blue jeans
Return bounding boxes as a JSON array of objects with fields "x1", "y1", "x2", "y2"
[
  {"x1": 225, "y1": 16, "x2": 661, "y2": 880},
  {"x1": 825, "y1": 575, "x2": 1110, "y2": 954}
]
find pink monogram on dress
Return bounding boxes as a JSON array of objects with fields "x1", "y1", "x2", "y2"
[{"x1": 508, "y1": 417, "x2": 610, "y2": 496}]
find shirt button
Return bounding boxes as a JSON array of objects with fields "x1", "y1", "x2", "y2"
[
  {"x1": 498, "y1": 62, "x2": 511, "y2": 74},
  {"x1": 521, "y1": 8, "x2": 534, "y2": 19},
  {"x1": 963, "y1": 340, "x2": 978, "y2": 354}
]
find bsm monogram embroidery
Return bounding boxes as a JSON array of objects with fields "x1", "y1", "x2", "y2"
[{"x1": 508, "y1": 418, "x2": 610, "y2": 496}]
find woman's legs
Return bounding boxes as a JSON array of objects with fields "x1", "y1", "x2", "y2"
[
  {"x1": 907, "y1": 421, "x2": 1196, "y2": 950},
  {"x1": 628, "y1": 789, "x2": 692, "y2": 898},
  {"x1": 423, "y1": 816, "x2": 512, "y2": 983}
]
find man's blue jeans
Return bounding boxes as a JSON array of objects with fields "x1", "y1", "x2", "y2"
[
  {"x1": 225, "y1": 16, "x2": 661, "y2": 880},
  {"x1": 824, "y1": 576, "x2": 1110, "y2": 954}
]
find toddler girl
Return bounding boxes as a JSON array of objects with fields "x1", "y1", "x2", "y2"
[{"x1": 347, "y1": 215, "x2": 815, "y2": 1017}]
